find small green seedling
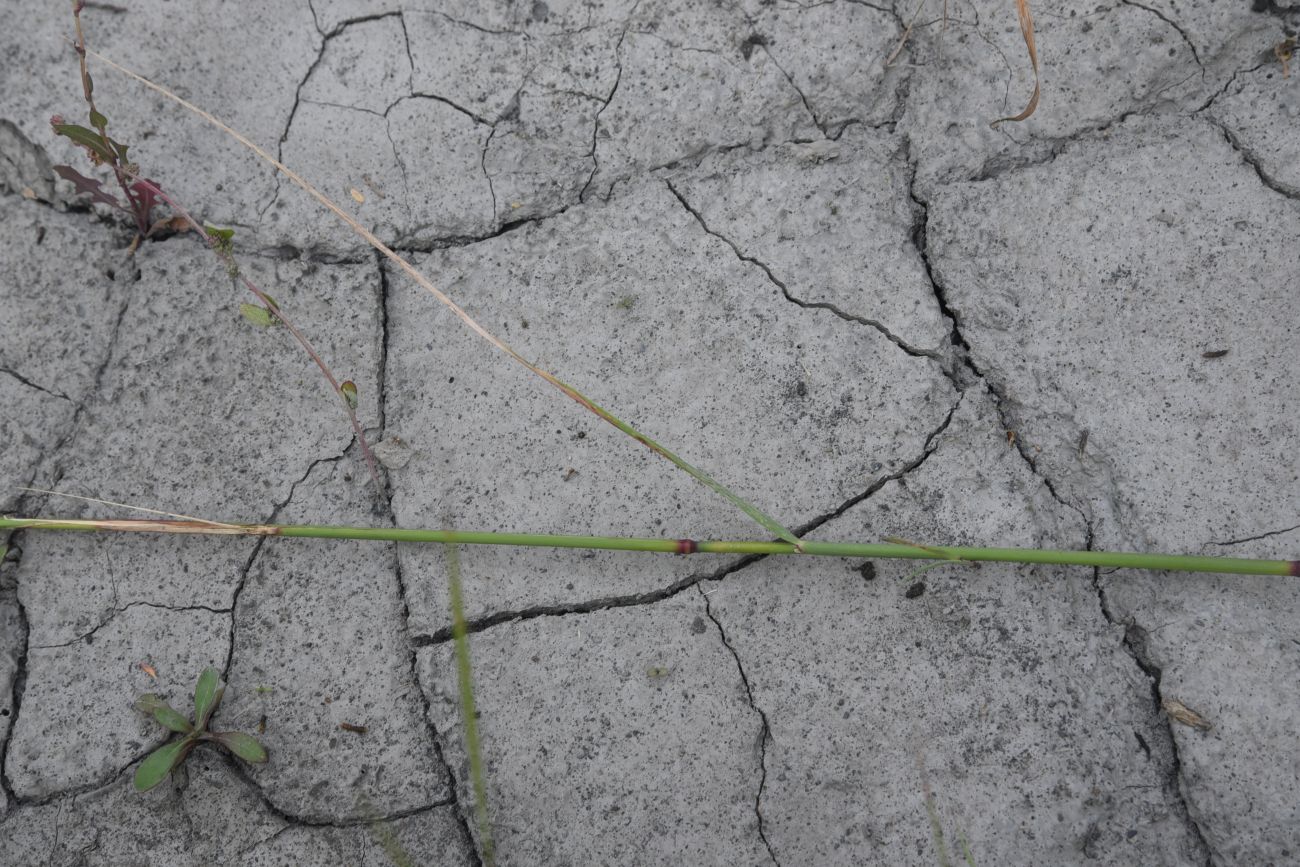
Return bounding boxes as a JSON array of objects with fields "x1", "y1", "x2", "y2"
[{"x1": 133, "y1": 667, "x2": 268, "y2": 793}]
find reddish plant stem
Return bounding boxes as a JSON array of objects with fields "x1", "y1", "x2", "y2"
[
  {"x1": 71, "y1": 0, "x2": 147, "y2": 235},
  {"x1": 130, "y1": 177, "x2": 384, "y2": 493}
]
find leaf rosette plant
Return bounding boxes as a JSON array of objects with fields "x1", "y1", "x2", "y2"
[{"x1": 133, "y1": 667, "x2": 267, "y2": 793}]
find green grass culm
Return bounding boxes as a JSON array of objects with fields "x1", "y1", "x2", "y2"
[{"x1": 0, "y1": 517, "x2": 1295, "y2": 577}]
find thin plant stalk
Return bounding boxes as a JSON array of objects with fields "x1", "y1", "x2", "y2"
[
  {"x1": 356, "y1": 794, "x2": 416, "y2": 867},
  {"x1": 80, "y1": 48, "x2": 803, "y2": 550},
  {"x1": 127, "y1": 177, "x2": 383, "y2": 491},
  {"x1": 1, "y1": 517, "x2": 1294, "y2": 577},
  {"x1": 916, "y1": 748, "x2": 951, "y2": 867},
  {"x1": 443, "y1": 538, "x2": 495, "y2": 865},
  {"x1": 70, "y1": 0, "x2": 146, "y2": 235}
]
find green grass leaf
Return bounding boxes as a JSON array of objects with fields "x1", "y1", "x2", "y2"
[
  {"x1": 209, "y1": 731, "x2": 268, "y2": 763},
  {"x1": 133, "y1": 736, "x2": 195, "y2": 792},
  {"x1": 193, "y1": 668, "x2": 224, "y2": 730},
  {"x1": 444, "y1": 539, "x2": 495, "y2": 865},
  {"x1": 153, "y1": 704, "x2": 194, "y2": 734}
]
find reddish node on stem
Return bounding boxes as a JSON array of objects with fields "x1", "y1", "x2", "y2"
[
  {"x1": 675, "y1": 539, "x2": 698, "y2": 555},
  {"x1": 1289, "y1": 560, "x2": 1300, "y2": 577}
]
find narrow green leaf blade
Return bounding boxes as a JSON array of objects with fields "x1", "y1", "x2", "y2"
[
  {"x1": 210, "y1": 730, "x2": 268, "y2": 763},
  {"x1": 153, "y1": 705, "x2": 193, "y2": 734},
  {"x1": 193, "y1": 668, "x2": 223, "y2": 730},
  {"x1": 444, "y1": 539, "x2": 495, "y2": 864},
  {"x1": 133, "y1": 737, "x2": 194, "y2": 792},
  {"x1": 563, "y1": 376, "x2": 803, "y2": 548}
]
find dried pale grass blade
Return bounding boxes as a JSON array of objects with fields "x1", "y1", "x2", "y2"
[
  {"x1": 17, "y1": 487, "x2": 240, "y2": 529},
  {"x1": 990, "y1": 0, "x2": 1039, "y2": 126},
  {"x1": 84, "y1": 49, "x2": 802, "y2": 549}
]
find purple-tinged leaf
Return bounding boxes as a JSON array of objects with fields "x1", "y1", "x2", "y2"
[
  {"x1": 127, "y1": 179, "x2": 161, "y2": 223},
  {"x1": 53, "y1": 165, "x2": 125, "y2": 211}
]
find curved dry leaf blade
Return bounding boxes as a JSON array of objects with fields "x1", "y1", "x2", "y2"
[
  {"x1": 990, "y1": 0, "x2": 1040, "y2": 127},
  {"x1": 193, "y1": 667, "x2": 223, "y2": 729},
  {"x1": 210, "y1": 730, "x2": 268, "y2": 763},
  {"x1": 133, "y1": 737, "x2": 194, "y2": 792}
]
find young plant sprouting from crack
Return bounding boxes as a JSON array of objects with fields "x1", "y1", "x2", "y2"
[
  {"x1": 916, "y1": 743, "x2": 978, "y2": 867},
  {"x1": 50, "y1": 1, "x2": 383, "y2": 492},
  {"x1": 444, "y1": 536, "x2": 496, "y2": 866},
  {"x1": 133, "y1": 666, "x2": 268, "y2": 793}
]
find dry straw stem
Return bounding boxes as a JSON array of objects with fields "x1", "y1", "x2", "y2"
[
  {"x1": 884, "y1": 0, "x2": 928, "y2": 68},
  {"x1": 991, "y1": 0, "x2": 1040, "y2": 126},
  {"x1": 83, "y1": 48, "x2": 802, "y2": 550}
]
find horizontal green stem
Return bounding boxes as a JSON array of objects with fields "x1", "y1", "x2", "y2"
[{"x1": 1, "y1": 517, "x2": 1294, "y2": 577}]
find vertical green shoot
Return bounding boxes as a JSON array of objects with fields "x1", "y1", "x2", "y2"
[
  {"x1": 959, "y1": 830, "x2": 977, "y2": 867},
  {"x1": 357, "y1": 794, "x2": 415, "y2": 867},
  {"x1": 916, "y1": 746, "x2": 951, "y2": 867},
  {"x1": 444, "y1": 539, "x2": 495, "y2": 866},
  {"x1": 924, "y1": 792, "x2": 952, "y2": 867}
]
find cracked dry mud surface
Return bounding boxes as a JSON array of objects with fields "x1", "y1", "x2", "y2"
[{"x1": 1, "y1": 0, "x2": 1298, "y2": 864}]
